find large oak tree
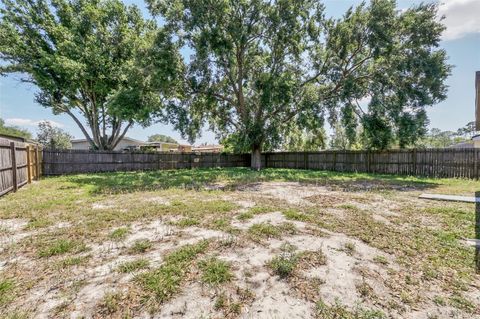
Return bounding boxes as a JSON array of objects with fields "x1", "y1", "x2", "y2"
[
  {"x1": 149, "y1": 0, "x2": 450, "y2": 169},
  {"x1": 0, "y1": 0, "x2": 182, "y2": 150}
]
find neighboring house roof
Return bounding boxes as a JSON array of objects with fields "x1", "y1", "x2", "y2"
[
  {"x1": 193, "y1": 144, "x2": 223, "y2": 149},
  {"x1": 448, "y1": 141, "x2": 474, "y2": 149},
  {"x1": 0, "y1": 134, "x2": 26, "y2": 142},
  {"x1": 145, "y1": 141, "x2": 179, "y2": 146},
  {"x1": 71, "y1": 136, "x2": 145, "y2": 144}
]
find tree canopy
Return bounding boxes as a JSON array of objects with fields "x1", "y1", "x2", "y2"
[
  {"x1": 147, "y1": 134, "x2": 177, "y2": 143},
  {"x1": 148, "y1": 0, "x2": 450, "y2": 169},
  {"x1": 36, "y1": 121, "x2": 72, "y2": 149},
  {"x1": 0, "y1": 0, "x2": 182, "y2": 150}
]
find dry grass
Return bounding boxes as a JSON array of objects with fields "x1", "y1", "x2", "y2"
[{"x1": 0, "y1": 168, "x2": 478, "y2": 318}]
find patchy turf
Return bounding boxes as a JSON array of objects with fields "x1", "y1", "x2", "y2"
[{"x1": 0, "y1": 167, "x2": 479, "y2": 318}]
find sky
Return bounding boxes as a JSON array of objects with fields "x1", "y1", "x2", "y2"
[{"x1": 1, "y1": 0, "x2": 479, "y2": 145}]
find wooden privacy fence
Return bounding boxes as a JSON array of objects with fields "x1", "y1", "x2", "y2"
[
  {"x1": 42, "y1": 150, "x2": 250, "y2": 175},
  {"x1": 43, "y1": 148, "x2": 479, "y2": 179},
  {"x1": 0, "y1": 136, "x2": 42, "y2": 197},
  {"x1": 262, "y1": 148, "x2": 479, "y2": 179}
]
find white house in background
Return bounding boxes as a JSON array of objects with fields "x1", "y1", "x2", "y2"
[
  {"x1": 448, "y1": 135, "x2": 480, "y2": 149},
  {"x1": 71, "y1": 137, "x2": 145, "y2": 151}
]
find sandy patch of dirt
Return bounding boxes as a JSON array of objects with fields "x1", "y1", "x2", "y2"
[
  {"x1": 91, "y1": 202, "x2": 116, "y2": 210},
  {"x1": 236, "y1": 182, "x2": 327, "y2": 206},
  {"x1": 158, "y1": 282, "x2": 220, "y2": 318},
  {"x1": 143, "y1": 196, "x2": 171, "y2": 205},
  {"x1": 244, "y1": 274, "x2": 314, "y2": 319},
  {"x1": 0, "y1": 218, "x2": 32, "y2": 253}
]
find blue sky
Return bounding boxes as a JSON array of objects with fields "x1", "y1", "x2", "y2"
[{"x1": 1, "y1": 0, "x2": 479, "y2": 144}]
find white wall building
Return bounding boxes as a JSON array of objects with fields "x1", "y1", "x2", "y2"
[{"x1": 71, "y1": 137, "x2": 145, "y2": 151}]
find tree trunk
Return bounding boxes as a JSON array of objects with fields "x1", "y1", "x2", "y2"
[{"x1": 251, "y1": 145, "x2": 262, "y2": 170}]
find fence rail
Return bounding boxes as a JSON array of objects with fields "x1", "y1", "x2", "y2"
[
  {"x1": 42, "y1": 148, "x2": 479, "y2": 179},
  {"x1": 0, "y1": 137, "x2": 41, "y2": 197}
]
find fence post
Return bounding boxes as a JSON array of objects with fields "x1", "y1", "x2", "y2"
[
  {"x1": 304, "y1": 152, "x2": 308, "y2": 170},
  {"x1": 475, "y1": 148, "x2": 478, "y2": 180},
  {"x1": 366, "y1": 151, "x2": 370, "y2": 173},
  {"x1": 34, "y1": 146, "x2": 40, "y2": 180},
  {"x1": 333, "y1": 151, "x2": 337, "y2": 171},
  {"x1": 26, "y1": 145, "x2": 32, "y2": 183},
  {"x1": 10, "y1": 142, "x2": 18, "y2": 192},
  {"x1": 412, "y1": 149, "x2": 417, "y2": 176}
]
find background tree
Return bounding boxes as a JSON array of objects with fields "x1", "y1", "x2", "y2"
[
  {"x1": 0, "y1": 118, "x2": 32, "y2": 139},
  {"x1": 329, "y1": 124, "x2": 350, "y2": 150},
  {"x1": 282, "y1": 127, "x2": 327, "y2": 151},
  {"x1": 0, "y1": 0, "x2": 182, "y2": 150},
  {"x1": 416, "y1": 126, "x2": 471, "y2": 148},
  {"x1": 456, "y1": 122, "x2": 476, "y2": 139},
  {"x1": 36, "y1": 121, "x2": 72, "y2": 149},
  {"x1": 149, "y1": 0, "x2": 450, "y2": 169},
  {"x1": 147, "y1": 134, "x2": 178, "y2": 143}
]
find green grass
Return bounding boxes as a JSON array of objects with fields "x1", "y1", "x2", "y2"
[
  {"x1": 109, "y1": 227, "x2": 130, "y2": 241},
  {"x1": 98, "y1": 292, "x2": 123, "y2": 314},
  {"x1": 5, "y1": 167, "x2": 473, "y2": 199},
  {"x1": 343, "y1": 242, "x2": 356, "y2": 256},
  {"x1": 136, "y1": 241, "x2": 209, "y2": 303},
  {"x1": 198, "y1": 257, "x2": 233, "y2": 286},
  {"x1": 282, "y1": 209, "x2": 312, "y2": 222},
  {"x1": 248, "y1": 223, "x2": 281, "y2": 239},
  {"x1": 315, "y1": 300, "x2": 386, "y2": 319},
  {"x1": 55, "y1": 256, "x2": 89, "y2": 268},
  {"x1": 449, "y1": 294, "x2": 476, "y2": 313},
  {"x1": 0, "y1": 167, "x2": 478, "y2": 316},
  {"x1": 38, "y1": 239, "x2": 86, "y2": 258},
  {"x1": 247, "y1": 222, "x2": 297, "y2": 241},
  {"x1": 0, "y1": 279, "x2": 14, "y2": 306},
  {"x1": 118, "y1": 259, "x2": 150, "y2": 273},
  {"x1": 268, "y1": 243, "x2": 298, "y2": 278},
  {"x1": 173, "y1": 217, "x2": 200, "y2": 227},
  {"x1": 26, "y1": 217, "x2": 52, "y2": 229},
  {"x1": 128, "y1": 240, "x2": 152, "y2": 254},
  {"x1": 373, "y1": 255, "x2": 389, "y2": 265},
  {"x1": 237, "y1": 211, "x2": 254, "y2": 221}
]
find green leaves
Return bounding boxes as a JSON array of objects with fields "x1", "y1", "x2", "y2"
[
  {"x1": 36, "y1": 121, "x2": 73, "y2": 150},
  {"x1": 149, "y1": 0, "x2": 450, "y2": 161},
  {"x1": 0, "y1": 0, "x2": 182, "y2": 150}
]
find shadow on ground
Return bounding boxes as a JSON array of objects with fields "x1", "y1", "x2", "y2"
[{"x1": 63, "y1": 167, "x2": 441, "y2": 195}]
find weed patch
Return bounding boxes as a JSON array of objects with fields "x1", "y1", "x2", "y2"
[
  {"x1": 268, "y1": 243, "x2": 298, "y2": 278},
  {"x1": 136, "y1": 240, "x2": 209, "y2": 304},
  {"x1": 38, "y1": 239, "x2": 86, "y2": 257},
  {"x1": 109, "y1": 227, "x2": 129, "y2": 241},
  {"x1": 118, "y1": 259, "x2": 150, "y2": 273},
  {"x1": 128, "y1": 240, "x2": 152, "y2": 254},
  {"x1": 198, "y1": 257, "x2": 233, "y2": 286}
]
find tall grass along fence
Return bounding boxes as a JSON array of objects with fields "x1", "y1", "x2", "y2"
[
  {"x1": 42, "y1": 149, "x2": 250, "y2": 175},
  {"x1": 42, "y1": 148, "x2": 478, "y2": 179},
  {"x1": 0, "y1": 136, "x2": 42, "y2": 197}
]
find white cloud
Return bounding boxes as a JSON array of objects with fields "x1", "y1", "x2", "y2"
[
  {"x1": 438, "y1": 0, "x2": 480, "y2": 41},
  {"x1": 5, "y1": 118, "x2": 64, "y2": 128}
]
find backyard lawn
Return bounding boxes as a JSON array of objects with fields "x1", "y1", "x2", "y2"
[{"x1": 0, "y1": 168, "x2": 479, "y2": 318}]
